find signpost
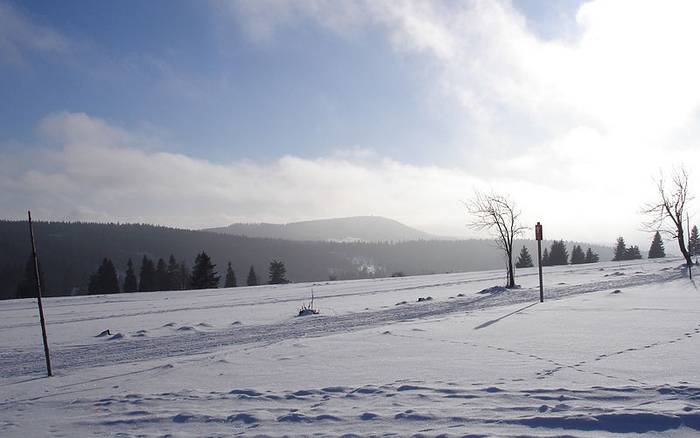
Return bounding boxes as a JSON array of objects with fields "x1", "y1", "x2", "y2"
[
  {"x1": 688, "y1": 213, "x2": 693, "y2": 280},
  {"x1": 28, "y1": 211, "x2": 52, "y2": 377},
  {"x1": 535, "y1": 222, "x2": 544, "y2": 303}
]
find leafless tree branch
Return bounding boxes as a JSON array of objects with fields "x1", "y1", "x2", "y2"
[
  {"x1": 466, "y1": 191, "x2": 526, "y2": 288},
  {"x1": 641, "y1": 167, "x2": 693, "y2": 266}
]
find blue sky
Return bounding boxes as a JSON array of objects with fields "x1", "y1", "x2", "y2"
[
  {"x1": 1, "y1": 0, "x2": 580, "y2": 164},
  {"x1": 2, "y1": 0, "x2": 699, "y2": 245}
]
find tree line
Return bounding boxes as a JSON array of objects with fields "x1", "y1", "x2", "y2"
[
  {"x1": 18, "y1": 252, "x2": 291, "y2": 297},
  {"x1": 2, "y1": 220, "x2": 614, "y2": 300},
  {"x1": 515, "y1": 241, "x2": 599, "y2": 268},
  {"x1": 514, "y1": 228, "x2": 700, "y2": 269}
]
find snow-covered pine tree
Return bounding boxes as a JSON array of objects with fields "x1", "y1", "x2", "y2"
[
  {"x1": 648, "y1": 231, "x2": 666, "y2": 258},
  {"x1": 224, "y1": 262, "x2": 237, "y2": 287},
  {"x1": 515, "y1": 246, "x2": 533, "y2": 268},
  {"x1": 570, "y1": 245, "x2": 586, "y2": 264}
]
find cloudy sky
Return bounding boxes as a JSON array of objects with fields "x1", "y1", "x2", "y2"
[{"x1": 2, "y1": 0, "x2": 700, "y2": 246}]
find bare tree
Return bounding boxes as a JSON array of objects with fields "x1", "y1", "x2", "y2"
[
  {"x1": 466, "y1": 191, "x2": 526, "y2": 288},
  {"x1": 642, "y1": 168, "x2": 694, "y2": 267}
]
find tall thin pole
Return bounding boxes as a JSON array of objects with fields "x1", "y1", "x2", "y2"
[
  {"x1": 28, "y1": 211, "x2": 52, "y2": 377},
  {"x1": 688, "y1": 213, "x2": 693, "y2": 280},
  {"x1": 536, "y1": 222, "x2": 544, "y2": 303},
  {"x1": 537, "y1": 239, "x2": 543, "y2": 302}
]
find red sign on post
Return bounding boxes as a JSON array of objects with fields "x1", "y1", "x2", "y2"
[{"x1": 535, "y1": 222, "x2": 543, "y2": 241}]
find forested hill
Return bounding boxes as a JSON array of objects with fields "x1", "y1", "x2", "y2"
[
  {"x1": 0, "y1": 220, "x2": 613, "y2": 299},
  {"x1": 204, "y1": 216, "x2": 437, "y2": 242}
]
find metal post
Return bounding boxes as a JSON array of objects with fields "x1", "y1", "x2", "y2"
[
  {"x1": 28, "y1": 211, "x2": 52, "y2": 377},
  {"x1": 538, "y1": 239, "x2": 543, "y2": 302},
  {"x1": 688, "y1": 213, "x2": 693, "y2": 280},
  {"x1": 535, "y1": 222, "x2": 544, "y2": 303}
]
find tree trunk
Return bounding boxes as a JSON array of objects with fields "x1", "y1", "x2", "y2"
[
  {"x1": 506, "y1": 251, "x2": 515, "y2": 288},
  {"x1": 677, "y1": 227, "x2": 693, "y2": 267}
]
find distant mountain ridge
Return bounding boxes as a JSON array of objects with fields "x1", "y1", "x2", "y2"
[
  {"x1": 0, "y1": 220, "x2": 614, "y2": 300},
  {"x1": 204, "y1": 216, "x2": 439, "y2": 242}
]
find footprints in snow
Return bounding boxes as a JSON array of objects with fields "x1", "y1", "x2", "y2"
[
  {"x1": 82, "y1": 381, "x2": 700, "y2": 433},
  {"x1": 97, "y1": 321, "x2": 241, "y2": 341},
  {"x1": 389, "y1": 323, "x2": 700, "y2": 387}
]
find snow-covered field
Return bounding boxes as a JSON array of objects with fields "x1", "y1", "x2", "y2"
[{"x1": 1, "y1": 258, "x2": 699, "y2": 437}]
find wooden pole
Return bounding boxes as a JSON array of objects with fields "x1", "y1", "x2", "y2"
[{"x1": 28, "y1": 211, "x2": 52, "y2": 377}]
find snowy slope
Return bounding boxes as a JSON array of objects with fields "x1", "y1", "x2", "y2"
[{"x1": 1, "y1": 258, "x2": 699, "y2": 437}]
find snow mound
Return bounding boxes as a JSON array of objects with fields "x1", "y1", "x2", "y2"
[{"x1": 478, "y1": 286, "x2": 509, "y2": 295}]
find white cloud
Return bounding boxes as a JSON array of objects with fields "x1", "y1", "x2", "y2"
[
  {"x1": 225, "y1": 0, "x2": 700, "y2": 239},
  {"x1": 0, "y1": 1, "x2": 72, "y2": 66},
  {"x1": 4, "y1": 1, "x2": 700, "y2": 249},
  {"x1": 1, "y1": 112, "x2": 688, "y2": 247},
  {"x1": 230, "y1": 1, "x2": 700, "y2": 166}
]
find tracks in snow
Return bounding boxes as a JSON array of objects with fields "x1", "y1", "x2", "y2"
[{"x1": 0, "y1": 269, "x2": 681, "y2": 378}]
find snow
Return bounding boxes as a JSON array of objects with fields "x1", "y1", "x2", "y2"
[{"x1": 1, "y1": 258, "x2": 700, "y2": 436}]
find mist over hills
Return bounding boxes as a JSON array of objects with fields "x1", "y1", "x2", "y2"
[
  {"x1": 204, "y1": 216, "x2": 438, "y2": 242},
  {"x1": 0, "y1": 220, "x2": 612, "y2": 300}
]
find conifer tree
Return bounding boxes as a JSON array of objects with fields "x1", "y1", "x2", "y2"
[
  {"x1": 268, "y1": 260, "x2": 289, "y2": 284},
  {"x1": 190, "y1": 251, "x2": 220, "y2": 289},
  {"x1": 570, "y1": 245, "x2": 585, "y2": 264},
  {"x1": 88, "y1": 258, "x2": 119, "y2": 294},
  {"x1": 224, "y1": 262, "x2": 237, "y2": 287},
  {"x1": 247, "y1": 265, "x2": 258, "y2": 286},
  {"x1": 648, "y1": 231, "x2": 666, "y2": 259},
  {"x1": 16, "y1": 254, "x2": 46, "y2": 299},
  {"x1": 689, "y1": 225, "x2": 699, "y2": 257},
  {"x1": 179, "y1": 261, "x2": 190, "y2": 290},
  {"x1": 548, "y1": 240, "x2": 569, "y2": 265},
  {"x1": 155, "y1": 258, "x2": 168, "y2": 291},
  {"x1": 123, "y1": 258, "x2": 138, "y2": 293},
  {"x1": 612, "y1": 237, "x2": 627, "y2": 261},
  {"x1": 515, "y1": 246, "x2": 533, "y2": 268},
  {"x1": 139, "y1": 255, "x2": 156, "y2": 292},
  {"x1": 584, "y1": 247, "x2": 599, "y2": 263},
  {"x1": 624, "y1": 245, "x2": 642, "y2": 260},
  {"x1": 166, "y1": 255, "x2": 181, "y2": 290},
  {"x1": 541, "y1": 248, "x2": 550, "y2": 266}
]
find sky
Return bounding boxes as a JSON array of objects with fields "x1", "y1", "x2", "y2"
[{"x1": 2, "y1": 0, "x2": 700, "y2": 247}]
